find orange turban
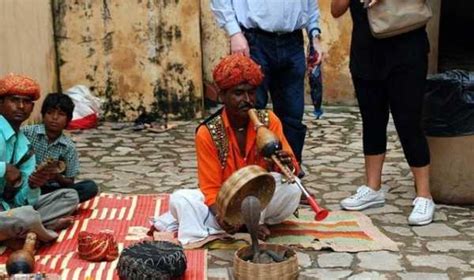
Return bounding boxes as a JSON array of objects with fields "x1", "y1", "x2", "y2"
[
  {"x1": 0, "y1": 73, "x2": 40, "y2": 101},
  {"x1": 212, "y1": 54, "x2": 264, "y2": 90}
]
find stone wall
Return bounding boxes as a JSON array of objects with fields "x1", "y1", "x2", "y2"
[
  {"x1": 318, "y1": 0, "x2": 355, "y2": 105},
  {"x1": 54, "y1": 0, "x2": 203, "y2": 121},
  {"x1": 0, "y1": 0, "x2": 58, "y2": 121},
  {"x1": 0, "y1": 0, "x2": 442, "y2": 121}
]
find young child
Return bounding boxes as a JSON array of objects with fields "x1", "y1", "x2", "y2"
[{"x1": 22, "y1": 93, "x2": 99, "y2": 203}]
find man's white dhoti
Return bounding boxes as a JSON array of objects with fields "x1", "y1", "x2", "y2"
[{"x1": 153, "y1": 172, "x2": 302, "y2": 245}]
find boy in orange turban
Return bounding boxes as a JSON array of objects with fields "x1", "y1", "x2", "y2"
[
  {"x1": 0, "y1": 73, "x2": 79, "y2": 244},
  {"x1": 152, "y1": 54, "x2": 303, "y2": 245}
]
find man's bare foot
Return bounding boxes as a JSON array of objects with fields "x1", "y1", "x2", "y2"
[
  {"x1": 48, "y1": 216, "x2": 74, "y2": 231},
  {"x1": 257, "y1": 224, "x2": 271, "y2": 240}
]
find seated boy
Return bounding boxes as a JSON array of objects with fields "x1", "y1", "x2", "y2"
[{"x1": 22, "y1": 93, "x2": 99, "y2": 203}]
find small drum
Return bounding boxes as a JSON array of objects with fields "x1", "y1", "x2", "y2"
[{"x1": 216, "y1": 165, "x2": 275, "y2": 226}]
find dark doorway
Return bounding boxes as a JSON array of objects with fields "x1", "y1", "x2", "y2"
[{"x1": 438, "y1": 0, "x2": 474, "y2": 72}]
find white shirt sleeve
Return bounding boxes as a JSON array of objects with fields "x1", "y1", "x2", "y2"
[{"x1": 210, "y1": 0, "x2": 242, "y2": 36}]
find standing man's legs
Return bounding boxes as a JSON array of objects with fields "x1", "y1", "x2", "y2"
[
  {"x1": 270, "y1": 32, "x2": 307, "y2": 163},
  {"x1": 245, "y1": 31, "x2": 273, "y2": 109},
  {"x1": 246, "y1": 31, "x2": 307, "y2": 163}
]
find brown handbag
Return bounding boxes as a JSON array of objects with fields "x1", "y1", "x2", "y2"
[{"x1": 366, "y1": 0, "x2": 432, "y2": 39}]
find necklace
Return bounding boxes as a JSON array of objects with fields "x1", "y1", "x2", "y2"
[{"x1": 236, "y1": 127, "x2": 245, "y2": 132}]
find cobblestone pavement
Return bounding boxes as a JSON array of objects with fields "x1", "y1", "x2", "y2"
[{"x1": 73, "y1": 106, "x2": 474, "y2": 280}]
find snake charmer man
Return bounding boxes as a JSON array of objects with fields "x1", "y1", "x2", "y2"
[
  {"x1": 153, "y1": 54, "x2": 303, "y2": 245},
  {"x1": 0, "y1": 73, "x2": 79, "y2": 244}
]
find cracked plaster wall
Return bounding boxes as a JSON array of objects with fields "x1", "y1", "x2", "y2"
[{"x1": 54, "y1": 0, "x2": 203, "y2": 121}]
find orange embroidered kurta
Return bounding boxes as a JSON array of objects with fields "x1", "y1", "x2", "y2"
[{"x1": 195, "y1": 108, "x2": 300, "y2": 206}]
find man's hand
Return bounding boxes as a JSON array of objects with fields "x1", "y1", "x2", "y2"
[
  {"x1": 258, "y1": 224, "x2": 271, "y2": 240},
  {"x1": 230, "y1": 32, "x2": 250, "y2": 57},
  {"x1": 209, "y1": 204, "x2": 242, "y2": 234},
  {"x1": 5, "y1": 164, "x2": 21, "y2": 186},
  {"x1": 40, "y1": 164, "x2": 61, "y2": 180},
  {"x1": 28, "y1": 171, "x2": 49, "y2": 188},
  {"x1": 28, "y1": 165, "x2": 58, "y2": 189},
  {"x1": 312, "y1": 37, "x2": 324, "y2": 65},
  {"x1": 275, "y1": 150, "x2": 293, "y2": 168},
  {"x1": 216, "y1": 215, "x2": 242, "y2": 234}
]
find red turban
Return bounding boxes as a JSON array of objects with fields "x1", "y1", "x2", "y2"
[
  {"x1": 212, "y1": 54, "x2": 264, "y2": 90},
  {"x1": 77, "y1": 231, "x2": 119, "y2": 262},
  {"x1": 0, "y1": 73, "x2": 40, "y2": 101}
]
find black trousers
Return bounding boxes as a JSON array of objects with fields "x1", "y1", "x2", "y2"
[
  {"x1": 42, "y1": 179, "x2": 99, "y2": 203},
  {"x1": 353, "y1": 60, "x2": 430, "y2": 167}
]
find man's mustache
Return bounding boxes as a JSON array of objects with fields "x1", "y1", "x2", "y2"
[{"x1": 239, "y1": 102, "x2": 253, "y2": 109}]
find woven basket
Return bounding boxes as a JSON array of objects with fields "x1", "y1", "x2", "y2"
[
  {"x1": 234, "y1": 244, "x2": 299, "y2": 280},
  {"x1": 116, "y1": 241, "x2": 187, "y2": 280},
  {"x1": 216, "y1": 165, "x2": 275, "y2": 226}
]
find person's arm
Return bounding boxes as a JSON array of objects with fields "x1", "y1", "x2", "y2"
[
  {"x1": 306, "y1": 0, "x2": 321, "y2": 39},
  {"x1": 54, "y1": 174, "x2": 74, "y2": 187},
  {"x1": 307, "y1": 1, "x2": 323, "y2": 64},
  {"x1": 55, "y1": 144, "x2": 80, "y2": 187},
  {"x1": 210, "y1": 0, "x2": 249, "y2": 56},
  {"x1": 2, "y1": 164, "x2": 20, "y2": 185},
  {"x1": 14, "y1": 153, "x2": 41, "y2": 207},
  {"x1": 0, "y1": 162, "x2": 6, "y2": 179},
  {"x1": 195, "y1": 126, "x2": 224, "y2": 207},
  {"x1": 267, "y1": 112, "x2": 300, "y2": 175},
  {"x1": 2, "y1": 138, "x2": 27, "y2": 199},
  {"x1": 331, "y1": 0, "x2": 351, "y2": 18},
  {"x1": 0, "y1": 138, "x2": 7, "y2": 179},
  {"x1": 210, "y1": 0, "x2": 241, "y2": 36},
  {"x1": 19, "y1": 125, "x2": 52, "y2": 190}
]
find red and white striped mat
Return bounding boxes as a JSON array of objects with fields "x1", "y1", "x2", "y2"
[{"x1": 0, "y1": 193, "x2": 207, "y2": 280}]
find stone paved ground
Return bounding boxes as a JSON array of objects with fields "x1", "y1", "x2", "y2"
[{"x1": 73, "y1": 106, "x2": 474, "y2": 280}]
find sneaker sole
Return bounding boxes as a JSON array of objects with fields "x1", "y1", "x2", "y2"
[
  {"x1": 408, "y1": 218, "x2": 433, "y2": 226},
  {"x1": 341, "y1": 201, "x2": 385, "y2": 211}
]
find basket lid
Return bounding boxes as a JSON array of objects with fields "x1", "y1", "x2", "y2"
[{"x1": 216, "y1": 165, "x2": 275, "y2": 225}]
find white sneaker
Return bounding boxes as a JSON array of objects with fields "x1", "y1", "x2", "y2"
[
  {"x1": 408, "y1": 197, "x2": 435, "y2": 226},
  {"x1": 340, "y1": 185, "x2": 385, "y2": 211}
]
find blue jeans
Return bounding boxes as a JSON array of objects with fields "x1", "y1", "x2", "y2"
[
  {"x1": 42, "y1": 179, "x2": 99, "y2": 203},
  {"x1": 244, "y1": 29, "x2": 307, "y2": 162}
]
